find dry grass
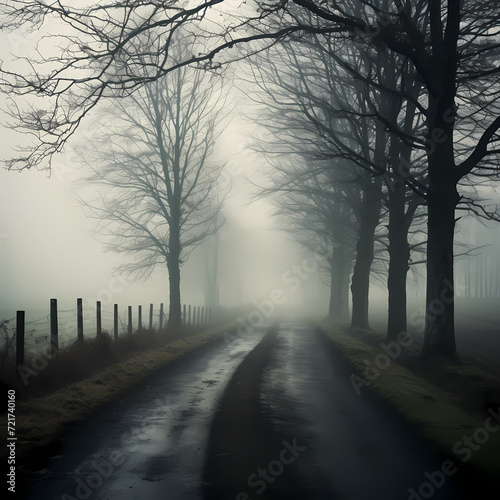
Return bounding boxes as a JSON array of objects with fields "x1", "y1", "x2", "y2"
[
  {"x1": 1, "y1": 323, "x2": 216, "y2": 399},
  {"x1": 320, "y1": 323, "x2": 500, "y2": 479},
  {"x1": 0, "y1": 322, "x2": 236, "y2": 464}
]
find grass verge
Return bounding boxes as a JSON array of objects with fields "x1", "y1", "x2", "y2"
[
  {"x1": 1, "y1": 322, "x2": 236, "y2": 468},
  {"x1": 319, "y1": 323, "x2": 500, "y2": 481}
]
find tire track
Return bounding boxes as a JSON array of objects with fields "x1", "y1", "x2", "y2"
[{"x1": 202, "y1": 325, "x2": 315, "y2": 500}]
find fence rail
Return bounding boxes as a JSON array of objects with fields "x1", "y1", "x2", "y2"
[{"x1": 0, "y1": 299, "x2": 221, "y2": 372}]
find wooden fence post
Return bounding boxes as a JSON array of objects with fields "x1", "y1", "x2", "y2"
[
  {"x1": 201, "y1": 307, "x2": 205, "y2": 326},
  {"x1": 159, "y1": 303, "x2": 164, "y2": 330},
  {"x1": 96, "y1": 301, "x2": 102, "y2": 337},
  {"x1": 149, "y1": 304, "x2": 153, "y2": 330},
  {"x1": 183, "y1": 304, "x2": 186, "y2": 326},
  {"x1": 128, "y1": 306, "x2": 132, "y2": 336},
  {"x1": 138, "y1": 305, "x2": 142, "y2": 330},
  {"x1": 16, "y1": 311, "x2": 25, "y2": 369},
  {"x1": 188, "y1": 305, "x2": 191, "y2": 324},
  {"x1": 193, "y1": 306, "x2": 197, "y2": 325},
  {"x1": 50, "y1": 298, "x2": 58, "y2": 358},
  {"x1": 114, "y1": 304, "x2": 119, "y2": 340},
  {"x1": 77, "y1": 298, "x2": 84, "y2": 342}
]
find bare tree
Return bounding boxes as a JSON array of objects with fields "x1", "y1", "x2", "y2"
[
  {"x1": 3, "y1": 0, "x2": 500, "y2": 357},
  {"x1": 274, "y1": 171, "x2": 358, "y2": 323},
  {"x1": 76, "y1": 61, "x2": 227, "y2": 328},
  {"x1": 242, "y1": 35, "x2": 424, "y2": 335},
  {"x1": 239, "y1": 52, "x2": 363, "y2": 324},
  {"x1": 278, "y1": 2, "x2": 500, "y2": 356},
  {"x1": 258, "y1": 151, "x2": 359, "y2": 323}
]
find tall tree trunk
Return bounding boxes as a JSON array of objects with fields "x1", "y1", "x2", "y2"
[
  {"x1": 351, "y1": 177, "x2": 382, "y2": 329},
  {"x1": 422, "y1": 159, "x2": 459, "y2": 358},
  {"x1": 385, "y1": 85, "x2": 420, "y2": 341},
  {"x1": 340, "y1": 252, "x2": 351, "y2": 322},
  {"x1": 328, "y1": 243, "x2": 350, "y2": 322},
  {"x1": 204, "y1": 233, "x2": 220, "y2": 308},
  {"x1": 328, "y1": 258, "x2": 340, "y2": 320},
  {"x1": 167, "y1": 215, "x2": 182, "y2": 329},
  {"x1": 420, "y1": 2, "x2": 462, "y2": 359},
  {"x1": 387, "y1": 181, "x2": 410, "y2": 340}
]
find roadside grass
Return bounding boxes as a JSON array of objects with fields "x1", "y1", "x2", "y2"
[
  {"x1": 2, "y1": 323, "x2": 223, "y2": 399},
  {"x1": 319, "y1": 323, "x2": 500, "y2": 480},
  {"x1": 334, "y1": 325, "x2": 500, "y2": 394},
  {"x1": 1, "y1": 322, "x2": 236, "y2": 466}
]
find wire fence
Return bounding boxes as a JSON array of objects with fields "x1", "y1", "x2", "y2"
[{"x1": 0, "y1": 299, "x2": 218, "y2": 365}]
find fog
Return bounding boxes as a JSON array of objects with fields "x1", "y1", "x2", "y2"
[
  {"x1": 0, "y1": 22, "x2": 330, "y2": 326},
  {"x1": 2, "y1": 127, "x2": 498, "y2": 329},
  {"x1": 2, "y1": 4, "x2": 500, "y2": 499},
  {"x1": 0, "y1": 116, "x2": 329, "y2": 324},
  {"x1": 1, "y1": 96, "x2": 500, "y2": 330},
  {"x1": 0, "y1": 3, "x2": 499, "y2": 346}
]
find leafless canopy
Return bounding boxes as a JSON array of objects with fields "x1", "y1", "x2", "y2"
[{"x1": 75, "y1": 56, "x2": 226, "y2": 281}]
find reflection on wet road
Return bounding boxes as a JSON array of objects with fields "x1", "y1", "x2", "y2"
[
  {"x1": 259, "y1": 323, "x2": 462, "y2": 499},
  {"x1": 23, "y1": 329, "x2": 266, "y2": 500},
  {"x1": 24, "y1": 323, "x2": 465, "y2": 500}
]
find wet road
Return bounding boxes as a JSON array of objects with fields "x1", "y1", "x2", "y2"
[
  {"x1": 23, "y1": 324, "x2": 464, "y2": 499},
  {"x1": 203, "y1": 324, "x2": 463, "y2": 499},
  {"x1": 22, "y1": 329, "x2": 267, "y2": 500}
]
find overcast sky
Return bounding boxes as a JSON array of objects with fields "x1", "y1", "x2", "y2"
[
  {"x1": 0, "y1": 75, "x2": 329, "y2": 325},
  {"x1": 0, "y1": 119, "x2": 312, "y2": 308},
  {"x1": 1, "y1": 18, "x2": 499, "y2": 328}
]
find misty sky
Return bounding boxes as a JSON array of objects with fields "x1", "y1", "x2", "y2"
[
  {"x1": 0, "y1": 132, "x2": 280, "y2": 297},
  {"x1": 1, "y1": 18, "x2": 499, "y2": 327},
  {"x1": 0, "y1": 16, "x2": 340, "y2": 326},
  {"x1": 0, "y1": 88, "x2": 329, "y2": 323}
]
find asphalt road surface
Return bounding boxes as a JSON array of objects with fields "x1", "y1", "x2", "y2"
[{"x1": 22, "y1": 324, "x2": 466, "y2": 500}]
